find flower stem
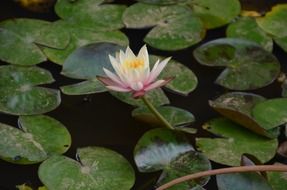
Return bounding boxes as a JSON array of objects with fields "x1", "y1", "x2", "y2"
[
  {"x1": 156, "y1": 165, "x2": 287, "y2": 190},
  {"x1": 141, "y1": 95, "x2": 174, "y2": 130}
]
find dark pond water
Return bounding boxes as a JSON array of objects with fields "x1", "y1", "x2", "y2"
[{"x1": 0, "y1": 0, "x2": 287, "y2": 189}]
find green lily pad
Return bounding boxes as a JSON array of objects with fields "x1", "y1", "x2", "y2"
[
  {"x1": 209, "y1": 92, "x2": 279, "y2": 138},
  {"x1": 0, "y1": 65, "x2": 60, "y2": 115},
  {"x1": 110, "y1": 88, "x2": 170, "y2": 107},
  {"x1": 275, "y1": 36, "x2": 287, "y2": 53},
  {"x1": 252, "y1": 98, "x2": 287, "y2": 130},
  {"x1": 55, "y1": 0, "x2": 126, "y2": 31},
  {"x1": 187, "y1": 0, "x2": 241, "y2": 29},
  {"x1": 157, "y1": 151, "x2": 211, "y2": 190},
  {"x1": 196, "y1": 118, "x2": 278, "y2": 166},
  {"x1": 194, "y1": 38, "x2": 280, "y2": 90},
  {"x1": 0, "y1": 115, "x2": 71, "y2": 164},
  {"x1": 43, "y1": 22, "x2": 128, "y2": 65},
  {"x1": 217, "y1": 172, "x2": 272, "y2": 190},
  {"x1": 256, "y1": 4, "x2": 287, "y2": 38},
  {"x1": 134, "y1": 128, "x2": 194, "y2": 172},
  {"x1": 137, "y1": 0, "x2": 186, "y2": 5},
  {"x1": 150, "y1": 55, "x2": 198, "y2": 95},
  {"x1": 38, "y1": 147, "x2": 135, "y2": 190},
  {"x1": 226, "y1": 17, "x2": 273, "y2": 51},
  {"x1": 61, "y1": 79, "x2": 107, "y2": 95},
  {"x1": 0, "y1": 18, "x2": 69, "y2": 65},
  {"x1": 267, "y1": 163, "x2": 287, "y2": 190},
  {"x1": 132, "y1": 106, "x2": 195, "y2": 132},
  {"x1": 123, "y1": 3, "x2": 205, "y2": 50}
]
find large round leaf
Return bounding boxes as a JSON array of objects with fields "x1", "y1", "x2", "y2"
[
  {"x1": 123, "y1": 3, "x2": 205, "y2": 50},
  {"x1": 252, "y1": 98, "x2": 287, "y2": 130},
  {"x1": 267, "y1": 163, "x2": 287, "y2": 190},
  {"x1": 256, "y1": 4, "x2": 287, "y2": 38},
  {"x1": 0, "y1": 65, "x2": 60, "y2": 115},
  {"x1": 134, "y1": 128, "x2": 194, "y2": 172},
  {"x1": 38, "y1": 147, "x2": 135, "y2": 190},
  {"x1": 43, "y1": 22, "x2": 128, "y2": 65},
  {"x1": 193, "y1": 38, "x2": 280, "y2": 90},
  {"x1": 0, "y1": 18, "x2": 69, "y2": 65},
  {"x1": 55, "y1": 0, "x2": 126, "y2": 31},
  {"x1": 150, "y1": 55, "x2": 198, "y2": 95},
  {"x1": 157, "y1": 151, "x2": 211, "y2": 190},
  {"x1": 209, "y1": 92, "x2": 279, "y2": 138},
  {"x1": 226, "y1": 17, "x2": 273, "y2": 51},
  {"x1": 196, "y1": 118, "x2": 278, "y2": 166},
  {"x1": 60, "y1": 79, "x2": 107, "y2": 95},
  {"x1": 187, "y1": 0, "x2": 241, "y2": 29},
  {"x1": 0, "y1": 115, "x2": 71, "y2": 164}
]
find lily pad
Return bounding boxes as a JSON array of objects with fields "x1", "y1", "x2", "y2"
[
  {"x1": 134, "y1": 128, "x2": 194, "y2": 172},
  {"x1": 194, "y1": 38, "x2": 280, "y2": 90},
  {"x1": 61, "y1": 79, "x2": 107, "y2": 95},
  {"x1": 110, "y1": 88, "x2": 170, "y2": 107},
  {"x1": 187, "y1": 0, "x2": 241, "y2": 29},
  {"x1": 0, "y1": 65, "x2": 60, "y2": 115},
  {"x1": 43, "y1": 22, "x2": 128, "y2": 65},
  {"x1": 209, "y1": 92, "x2": 279, "y2": 138},
  {"x1": 0, "y1": 115, "x2": 71, "y2": 164},
  {"x1": 38, "y1": 147, "x2": 135, "y2": 190},
  {"x1": 123, "y1": 3, "x2": 205, "y2": 50},
  {"x1": 267, "y1": 163, "x2": 287, "y2": 190},
  {"x1": 137, "y1": 0, "x2": 186, "y2": 5},
  {"x1": 252, "y1": 98, "x2": 287, "y2": 130},
  {"x1": 132, "y1": 106, "x2": 195, "y2": 132},
  {"x1": 226, "y1": 17, "x2": 273, "y2": 51},
  {"x1": 217, "y1": 172, "x2": 272, "y2": 190},
  {"x1": 256, "y1": 4, "x2": 287, "y2": 38},
  {"x1": 196, "y1": 118, "x2": 278, "y2": 166},
  {"x1": 150, "y1": 55, "x2": 198, "y2": 95},
  {"x1": 157, "y1": 151, "x2": 211, "y2": 190},
  {"x1": 55, "y1": 0, "x2": 126, "y2": 31},
  {"x1": 0, "y1": 18, "x2": 69, "y2": 65}
]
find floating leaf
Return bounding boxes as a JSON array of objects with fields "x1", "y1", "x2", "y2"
[
  {"x1": 209, "y1": 92, "x2": 279, "y2": 138},
  {"x1": 132, "y1": 106, "x2": 195, "y2": 132},
  {"x1": 39, "y1": 147, "x2": 135, "y2": 190},
  {"x1": 61, "y1": 79, "x2": 107, "y2": 95},
  {"x1": 110, "y1": 88, "x2": 169, "y2": 107},
  {"x1": 194, "y1": 38, "x2": 280, "y2": 90},
  {"x1": 187, "y1": 0, "x2": 241, "y2": 29},
  {"x1": 157, "y1": 151, "x2": 211, "y2": 190},
  {"x1": 0, "y1": 115, "x2": 71, "y2": 164},
  {"x1": 275, "y1": 36, "x2": 287, "y2": 53},
  {"x1": 252, "y1": 98, "x2": 287, "y2": 130},
  {"x1": 150, "y1": 55, "x2": 198, "y2": 95},
  {"x1": 43, "y1": 22, "x2": 128, "y2": 65},
  {"x1": 55, "y1": 0, "x2": 126, "y2": 31},
  {"x1": 226, "y1": 17, "x2": 273, "y2": 51},
  {"x1": 217, "y1": 172, "x2": 272, "y2": 190},
  {"x1": 134, "y1": 128, "x2": 194, "y2": 172},
  {"x1": 0, "y1": 65, "x2": 60, "y2": 115},
  {"x1": 196, "y1": 118, "x2": 278, "y2": 166},
  {"x1": 267, "y1": 163, "x2": 287, "y2": 190},
  {"x1": 123, "y1": 3, "x2": 205, "y2": 50},
  {"x1": 0, "y1": 18, "x2": 69, "y2": 65},
  {"x1": 256, "y1": 4, "x2": 287, "y2": 38}
]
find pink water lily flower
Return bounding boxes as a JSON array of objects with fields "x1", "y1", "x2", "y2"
[{"x1": 97, "y1": 45, "x2": 173, "y2": 98}]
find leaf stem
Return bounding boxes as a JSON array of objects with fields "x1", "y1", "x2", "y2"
[
  {"x1": 141, "y1": 95, "x2": 174, "y2": 130},
  {"x1": 156, "y1": 165, "x2": 287, "y2": 190}
]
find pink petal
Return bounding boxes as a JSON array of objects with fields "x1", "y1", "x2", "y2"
[
  {"x1": 106, "y1": 85, "x2": 131, "y2": 92},
  {"x1": 130, "y1": 81, "x2": 144, "y2": 91},
  {"x1": 103, "y1": 68, "x2": 127, "y2": 87},
  {"x1": 97, "y1": 76, "x2": 118, "y2": 86},
  {"x1": 132, "y1": 90, "x2": 145, "y2": 98},
  {"x1": 147, "y1": 57, "x2": 171, "y2": 84},
  {"x1": 144, "y1": 77, "x2": 174, "y2": 91}
]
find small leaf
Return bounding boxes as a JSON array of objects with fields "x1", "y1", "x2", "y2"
[
  {"x1": 61, "y1": 79, "x2": 107, "y2": 95},
  {"x1": 150, "y1": 55, "x2": 198, "y2": 95},
  {"x1": 0, "y1": 65, "x2": 60, "y2": 115},
  {"x1": 39, "y1": 147, "x2": 135, "y2": 190},
  {"x1": 134, "y1": 128, "x2": 194, "y2": 172},
  {"x1": 267, "y1": 163, "x2": 287, "y2": 190},
  {"x1": 226, "y1": 17, "x2": 273, "y2": 51},
  {"x1": 256, "y1": 4, "x2": 287, "y2": 38},
  {"x1": 123, "y1": 3, "x2": 205, "y2": 50},
  {"x1": 0, "y1": 115, "x2": 71, "y2": 164},
  {"x1": 194, "y1": 38, "x2": 280, "y2": 90},
  {"x1": 196, "y1": 118, "x2": 278, "y2": 166}
]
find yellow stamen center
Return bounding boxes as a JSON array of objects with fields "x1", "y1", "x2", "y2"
[{"x1": 124, "y1": 58, "x2": 144, "y2": 69}]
